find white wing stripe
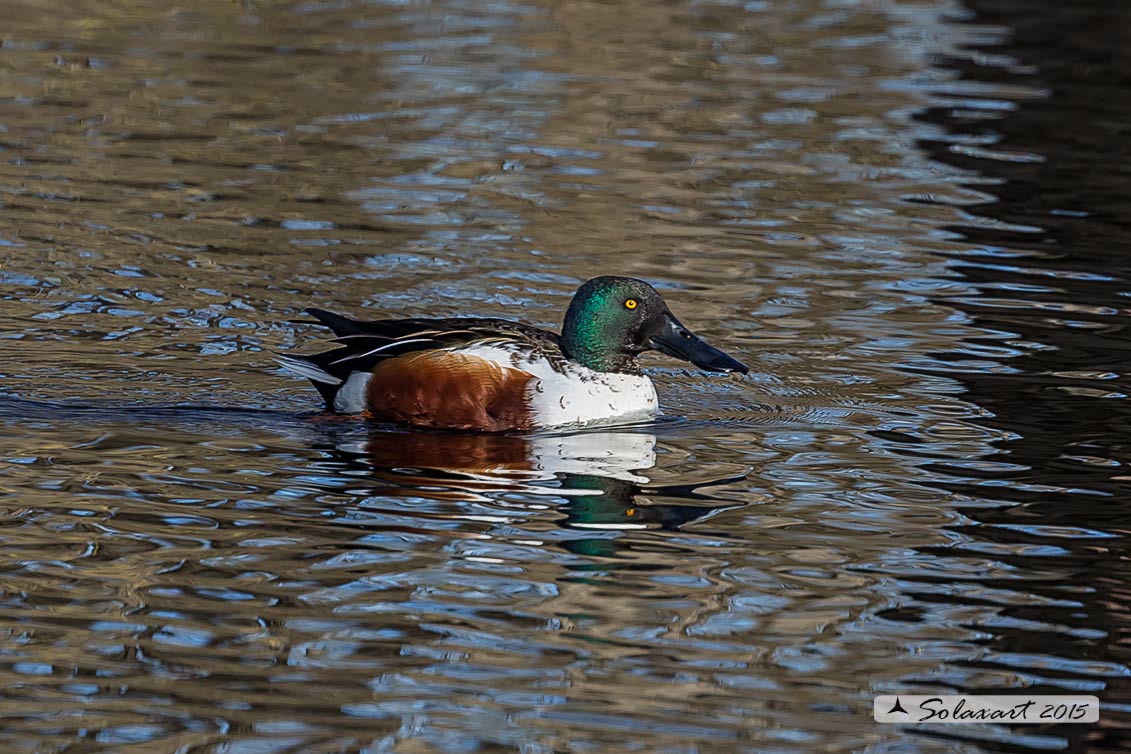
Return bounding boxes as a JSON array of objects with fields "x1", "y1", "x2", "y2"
[{"x1": 328, "y1": 338, "x2": 434, "y2": 366}]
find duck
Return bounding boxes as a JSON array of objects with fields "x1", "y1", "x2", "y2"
[{"x1": 277, "y1": 275, "x2": 748, "y2": 432}]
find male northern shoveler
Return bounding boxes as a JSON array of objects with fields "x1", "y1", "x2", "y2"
[{"x1": 278, "y1": 276, "x2": 748, "y2": 431}]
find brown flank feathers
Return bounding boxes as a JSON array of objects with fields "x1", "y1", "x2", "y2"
[{"x1": 365, "y1": 350, "x2": 536, "y2": 431}]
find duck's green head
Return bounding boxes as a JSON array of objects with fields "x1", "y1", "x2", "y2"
[{"x1": 559, "y1": 276, "x2": 749, "y2": 375}]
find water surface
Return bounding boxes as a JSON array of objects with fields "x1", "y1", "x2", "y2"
[{"x1": 1, "y1": 0, "x2": 1129, "y2": 751}]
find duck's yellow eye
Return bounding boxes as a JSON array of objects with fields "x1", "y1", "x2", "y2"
[{"x1": 624, "y1": 299, "x2": 638, "y2": 310}]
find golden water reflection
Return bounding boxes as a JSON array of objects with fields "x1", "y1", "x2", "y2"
[{"x1": 3, "y1": 0, "x2": 1125, "y2": 750}]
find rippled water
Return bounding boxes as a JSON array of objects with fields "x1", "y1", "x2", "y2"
[{"x1": 2, "y1": 0, "x2": 1129, "y2": 751}]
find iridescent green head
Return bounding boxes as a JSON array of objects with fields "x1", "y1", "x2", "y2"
[{"x1": 559, "y1": 276, "x2": 749, "y2": 375}]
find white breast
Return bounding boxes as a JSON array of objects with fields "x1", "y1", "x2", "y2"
[{"x1": 455, "y1": 344, "x2": 660, "y2": 428}]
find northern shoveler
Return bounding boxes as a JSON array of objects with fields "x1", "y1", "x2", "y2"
[{"x1": 278, "y1": 275, "x2": 748, "y2": 431}]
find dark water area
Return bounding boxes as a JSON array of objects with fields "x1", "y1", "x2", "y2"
[
  {"x1": 1, "y1": 0, "x2": 1130, "y2": 752},
  {"x1": 913, "y1": 1, "x2": 1131, "y2": 751}
]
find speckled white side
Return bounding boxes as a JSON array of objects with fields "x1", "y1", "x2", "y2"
[{"x1": 455, "y1": 343, "x2": 659, "y2": 428}]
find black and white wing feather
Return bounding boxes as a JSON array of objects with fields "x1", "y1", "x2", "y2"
[{"x1": 277, "y1": 308, "x2": 563, "y2": 408}]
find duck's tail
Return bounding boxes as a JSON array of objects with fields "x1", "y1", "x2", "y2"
[
  {"x1": 277, "y1": 350, "x2": 375, "y2": 413},
  {"x1": 275, "y1": 352, "x2": 344, "y2": 410}
]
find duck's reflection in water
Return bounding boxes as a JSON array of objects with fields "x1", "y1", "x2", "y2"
[{"x1": 318, "y1": 428, "x2": 747, "y2": 558}]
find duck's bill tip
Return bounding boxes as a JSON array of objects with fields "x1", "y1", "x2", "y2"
[
  {"x1": 705, "y1": 354, "x2": 750, "y2": 375},
  {"x1": 650, "y1": 316, "x2": 749, "y2": 375}
]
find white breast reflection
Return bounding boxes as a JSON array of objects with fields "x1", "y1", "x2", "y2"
[
  {"x1": 323, "y1": 427, "x2": 745, "y2": 540},
  {"x1": 336, "y1": 429, "x2": 656, "y2": 489}
]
